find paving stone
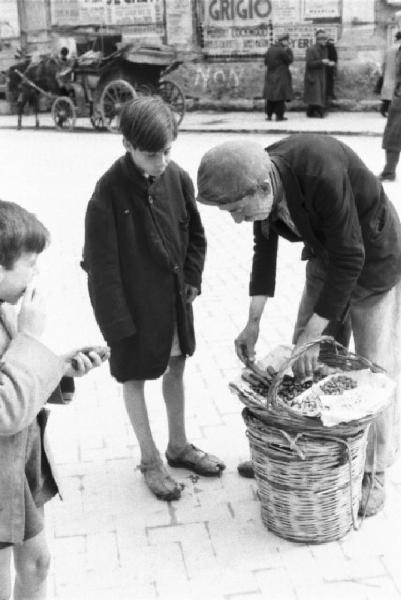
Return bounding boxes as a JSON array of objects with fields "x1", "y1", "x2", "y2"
[{"x1": 254, "y1": 567, "x2": 298, "y2": 600}]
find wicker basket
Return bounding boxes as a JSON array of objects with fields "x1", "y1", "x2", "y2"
[
  {"x1": 236, "y1": 336, "x2": 388, "y2": 544},
  {"x1": 244, "y1": 408, "x2": 370, "y2": 543}
]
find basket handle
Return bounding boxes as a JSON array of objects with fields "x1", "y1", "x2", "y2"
[{"x1": 266, "y1": 334, "x2": 336, "y2": 406}]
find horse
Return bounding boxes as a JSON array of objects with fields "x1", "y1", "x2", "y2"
[{"x1": 7, "y1": 56, "x2": 61, "y2": 129}]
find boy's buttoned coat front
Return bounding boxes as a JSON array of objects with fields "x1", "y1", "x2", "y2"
[{"x1": 83, "y1": 154, "x2": 206, "y2": 381}]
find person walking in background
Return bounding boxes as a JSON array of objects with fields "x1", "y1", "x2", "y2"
[
  {"x1": 83, "y1": 97, "x2": 225, "y2": 503},
  {"x1": 263, "y1": 33, "x2": 293, "y2": 121},
  {"x1": 380, "y1": 38, "x2": 401, "y2": 181},
  {"x1": 380, "y1": 31, "x2": 401, "y2": 118},
  {"x1": 326, "y1": 37, "x2": 338, "y2": 101},
  {"x1": 304, "y1": 29, "x2": 335, "y2": 118}
]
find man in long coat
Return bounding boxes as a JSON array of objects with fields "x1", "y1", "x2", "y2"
[
  {"x1": 263, "y1": 33, "x2": 293, "y2": 121},
  {"x1": 303, "y1": 30, "x2": 334, "y2": 117},
  {"x1": 196, "y1": 134, "x2": 401, "y2": 518},
  {"x1": 380, "y1": 31, "x2": 401, "y2": 118},
  {"x1": 380, "y1": 40, "x2": 401, "y2": 180}
]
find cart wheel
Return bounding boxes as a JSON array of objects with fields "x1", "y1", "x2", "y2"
[
  {"x1": 100, "y1": 79, "x2": 136, "y2": 133},
  {"x1": 51, "y1": 97, "x2": 76, "y2": 131},
  {"x1": 90, "y1": 114, "x2": 106, "y2": 131},
  {"x1": 157, "y1": 80, "x2": 186, "y2": 125}
]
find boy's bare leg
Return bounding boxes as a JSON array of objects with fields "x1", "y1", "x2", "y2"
[
  {"x1": 163, "y1": 356, "x2": 188, "y2": 454},
  {"x1": 164, "y1": 356, "x2": 225, "y2": 476},
  {"x1": 13, "y1": 528, "x2": 50, "y2": 600},
  {"x1": 123, "y1": 380, "x2": 182, "y2": 500},
  {"x1": 0, "y1": 546, "x2": 12, "y2": 600},
  {"x1": 123, "y1": 380, "x2": 160, "y2": 463}
]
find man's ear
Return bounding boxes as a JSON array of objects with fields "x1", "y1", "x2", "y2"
[
  {"x1": 122, "y1": 137, "x2": 131, "y2": 152},
  {"x1": 262, "y1": 178, "x2": 272, "y2": 195}
]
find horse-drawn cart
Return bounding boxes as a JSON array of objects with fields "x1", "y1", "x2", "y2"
[
  {"x1": 6, "y1": 42, "x2": 193, "y2": 132},
  {"x1": 55, "y1": 42, "x2": 188, "y2": 132}
]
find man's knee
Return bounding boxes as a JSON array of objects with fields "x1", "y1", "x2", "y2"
[
  {"x1": 16, "y1": 550, "x2": 51, "y2": 585},
  {"x1": 0, "y1": 547, "x2": 12, "y2": 600}
]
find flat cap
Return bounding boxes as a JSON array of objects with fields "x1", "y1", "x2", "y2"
[
  {"x1": 278, "y1": 33, "x2": 290, "y2": 42},
  {"x1": 196, "y1": 140, "x2": 272, "y2": 205}
]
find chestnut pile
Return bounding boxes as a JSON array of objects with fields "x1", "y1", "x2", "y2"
[{"x1": 320, "y1": 375, "x2": 357, "y2": 395}]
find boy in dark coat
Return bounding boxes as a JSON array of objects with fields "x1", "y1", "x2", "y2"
[
  {"x1": 196, "y1": 134, "x2": 401, "y2": 517},
  {"x1": 83, "y1": 97, "x2": 225, "y2": 501},
  {"x1": 263, "y1": 33, "x2": 293, "y2": 121}
]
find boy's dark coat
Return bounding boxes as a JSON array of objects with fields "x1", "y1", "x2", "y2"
[
  {"x1": 83, "y1": 154, "x2": 206, "y2": 380},
  {"x1": 250, "y1": 134, "x2": 401, "y2": 321}
]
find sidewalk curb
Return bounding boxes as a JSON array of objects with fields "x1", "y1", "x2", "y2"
[{"x1": 179, "y1": 126, "x2": 383, "y2": 137}]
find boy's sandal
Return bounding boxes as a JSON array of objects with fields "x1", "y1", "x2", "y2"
[
  {"x1": 166, "y1": 444, "x2": 226, "y2": 477},
  {"x1": 139, "y1": 460, "x2": 184, "y2": 501}
]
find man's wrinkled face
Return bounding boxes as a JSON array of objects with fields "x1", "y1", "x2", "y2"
[{"x1": 218, "y1": 183, "x2": 274, "y2": 224}]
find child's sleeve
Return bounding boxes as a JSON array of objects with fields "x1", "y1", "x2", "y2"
[
  {"x1": 0, "y1": 333, "x2": 64, "y2": 436},
  {"x1": 182, "y1": 172, "x2": 207, "y2": 293},
  {"x1": 83, "y1": 187, "x2": 136, "y2": 343},
  {"x1": 47, "y1": 376, "x2": 75, "y2": 405}
]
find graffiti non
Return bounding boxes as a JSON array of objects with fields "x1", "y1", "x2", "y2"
[{"x1": 193, "y1": 65, "x2": 243, "y2": 90}]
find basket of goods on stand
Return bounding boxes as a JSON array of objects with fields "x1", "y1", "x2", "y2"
[{"x1": 229, "y1": 336, "x2": 395, "y2": 544}]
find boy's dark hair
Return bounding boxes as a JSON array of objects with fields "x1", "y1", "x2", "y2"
[
  {"x1": 119, "y1": 97, "x2": 178, "y2": 151},
  {"x1": 0, "y1": 200, "x2": 49, "y2": 269}
]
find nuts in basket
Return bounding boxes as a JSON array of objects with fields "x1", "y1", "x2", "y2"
[{"x1": 319, "y1": 375, "x2": 357, "y2": 395}]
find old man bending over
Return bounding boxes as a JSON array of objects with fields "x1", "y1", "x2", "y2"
[{"x1": 197, "y1": 134, "x2": 401, "y2": 517}]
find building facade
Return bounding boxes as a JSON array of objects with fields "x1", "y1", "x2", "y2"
[{"x1": 1, "y1": 0, "x2": 401, "y2": 106}]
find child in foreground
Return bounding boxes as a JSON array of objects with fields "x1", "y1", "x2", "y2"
[
  {"x1": 0, "y1": 200, "x2": 109, "y2": 600},
  {"x1": 83, "y1": 97, "x2": 225, "y2": 501}
]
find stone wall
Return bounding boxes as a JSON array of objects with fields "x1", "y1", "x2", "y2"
[
  {"x1": 167, "y1": 53, "x2": 383, "y2": 111},
  {"x1": 164, "y1": 0, "x2": 395, "y2": 111}
]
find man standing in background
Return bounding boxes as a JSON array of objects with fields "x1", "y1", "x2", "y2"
[
  {"x1": 380, "y1": 31, "x2": 401, "y2": 118},
  {"x1": 304, "y1": 29, "x2": 335, "y2": 118},
  {"x1": 263, "y1": 33, "x2": 293, "y2": 122},
  {"x1": 326, "y1": 37, "x2": 338, "y2": 101}
]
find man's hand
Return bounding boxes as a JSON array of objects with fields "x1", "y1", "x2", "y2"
[
  {"x1": 17, "y1": 284, "x2": 46, "y2": 340},
  {"x1": 185, "y1": 284, "x2": 199, "y2": 304},
  {"x1": 63, "y1": 345, "x2": 110, "y2": 377},
  {"x1": 235, "y1": 321, "x2": 260, "y2": 364},
  {"x1": 292, "y1": 313, "x2": 328, "y2": 380}
]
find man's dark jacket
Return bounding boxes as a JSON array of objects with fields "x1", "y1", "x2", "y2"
[
  {"x1": 82, "y1": 153, "x2": 206, "y2": 380},
  {"x1": 250, "y1": 134, "x2": 401, "y2": 321},
  {"x1": 303, "y1": 44, "x2": 328, "y2": 107},
  {"x1": 263, "y1": 43, "x2": 293, "y2": 102}
]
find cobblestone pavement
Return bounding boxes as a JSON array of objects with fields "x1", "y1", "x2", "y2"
[{"x1": 1, "y1": 122, "x2": 401, "y2": 600}]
